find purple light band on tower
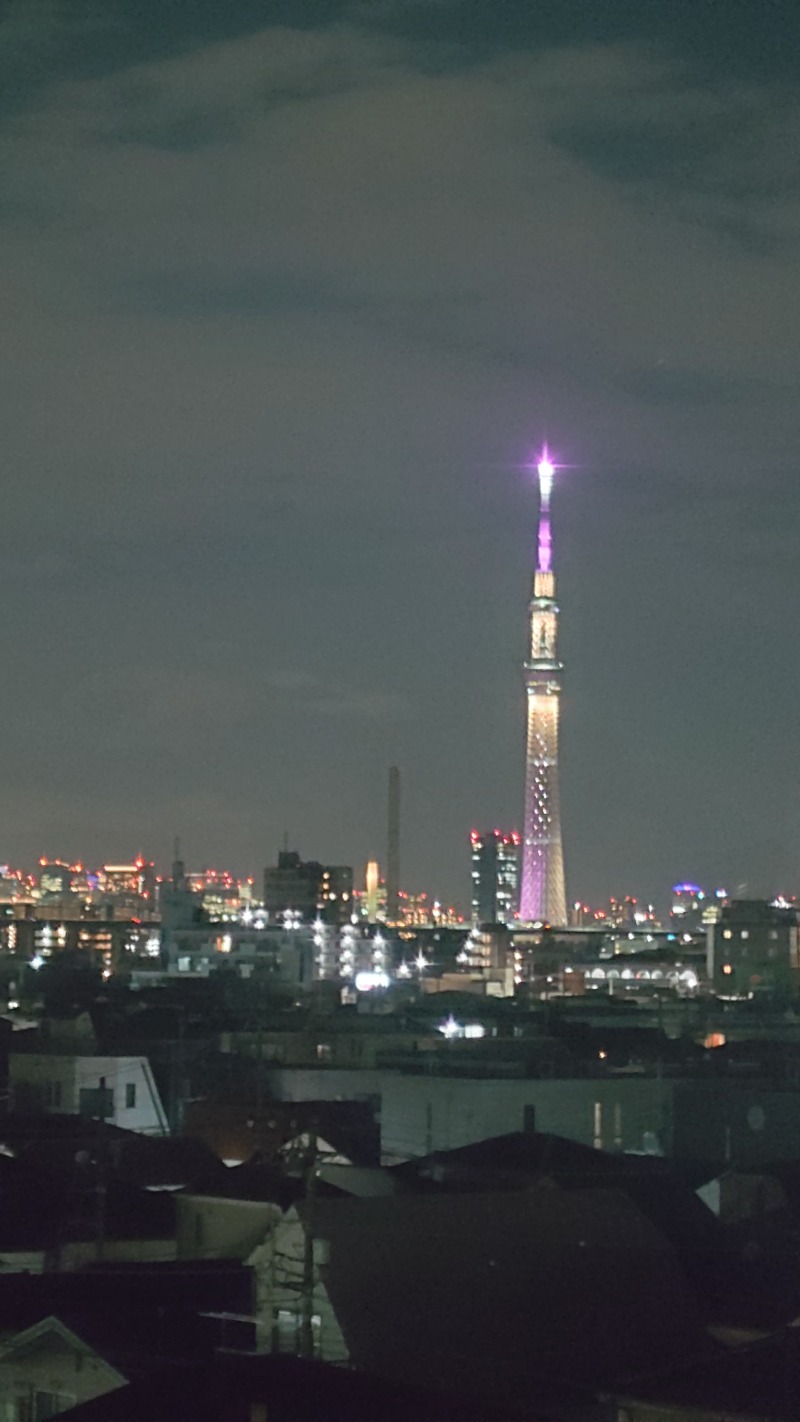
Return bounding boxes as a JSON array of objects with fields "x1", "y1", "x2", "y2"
[
  {"x1": 537, "y1": 512, "x2": 552, "y2": 573},
  {"x1": 536, "y1": 452, "x2": 554, "y2": 573}
]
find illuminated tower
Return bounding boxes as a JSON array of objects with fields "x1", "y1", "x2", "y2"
[{"x1": 519, "y1": 450, "x2": 567, "y2": 925}]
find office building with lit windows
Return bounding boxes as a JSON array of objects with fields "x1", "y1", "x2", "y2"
[
  {"x1": 470, "y1": 830, "x2": 520, "y2": 926},
  {"x1": 709, "y1": 899, "x2": 799, "y2": 1000},
  {"x1": 263, "y1": 851, "x2": 353, "y2": 927}
]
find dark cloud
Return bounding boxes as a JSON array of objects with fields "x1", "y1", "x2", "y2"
[{"x1": 0, "y1": 2, "x2": 798, "y2": 907}]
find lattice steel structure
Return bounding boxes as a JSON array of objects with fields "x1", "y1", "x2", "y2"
[{"x1": 519, "y1": 451, "x2": 567, "y2": 925}]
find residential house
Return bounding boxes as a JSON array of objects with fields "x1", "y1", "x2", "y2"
[{"x1": 9, "y1": 1055, "x2": 168, "y2": 1135}]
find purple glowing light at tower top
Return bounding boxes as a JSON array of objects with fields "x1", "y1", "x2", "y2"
[{"x1": 535, "y1": 447, "x2": 555, "y2": 574}]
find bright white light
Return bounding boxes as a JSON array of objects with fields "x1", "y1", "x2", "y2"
[
  {"x1": 397, "y1": 960, "x2": 411, "y2": 978},
  {"x1": 438, "y1": 1015, "x2": 461, "y2": 1039},
  {"x1": 414, "y1": 952, "x2": 428, "y2": 973},
  {"x1": 464, "y1": 1023, "x2": 485, "y2": 1039},
  {"x1": 29, "y1": 954, "x2": 45, "y2": 971},
  {"x1": 355, "y1": 969, "x2": 390, "y2": 992}
]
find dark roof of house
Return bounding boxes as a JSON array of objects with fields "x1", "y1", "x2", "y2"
[
  {"x1": 620, "y1": 1330, "x2": 800, "y2": 1421},
  {"x1": 0, "y1": 1151, "x2": 176, "y2": 1249},
  {"x1": 183, "y1": 1154, "x2": 299, "y2": 1206},
  {"x1": 306, "y1": 1183, "x2": 710, "y2": 1410},
  {"x1": 0, "y1": 1264, "x2": 255, "y2": 1373},
  {"x1": 0, "y1": 1114, "x2": 223, "y2": 1190},
  {"x1": 389, "y1": 1132, "x2": 797, "y2": 1327},
  {"x1": 391, "y1": 1132, "x2": 721, "y2": 1250},
  {"x1": 58, "y1": 1353, "x2": 512, "y2": 1422}
]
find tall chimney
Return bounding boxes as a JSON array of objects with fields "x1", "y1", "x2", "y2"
[{"x1": 387, "y1": 766, "x2": 400, "y2": 924}]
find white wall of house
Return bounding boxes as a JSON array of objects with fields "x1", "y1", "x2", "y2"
[
  {"x1": 176, "y1": 1195, "x2": 282, "y2": 1262},
  {"x1": 175, "y1": 1196, "x2": 347, "y2": 1366},
  {"x1": 0, "y1": 1320, "x2": 126, "y2": 1420},
  {"x1": 9, "y1": 1054, "x2": 169, "y2": 1135},
  {"x1": 248, "y1": 1208, "x2": 348, "y2": 1366}
]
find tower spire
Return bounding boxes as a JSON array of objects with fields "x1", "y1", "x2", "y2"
[{"x1": 519, "y1": 449, "x2": 567, "y2": 925}]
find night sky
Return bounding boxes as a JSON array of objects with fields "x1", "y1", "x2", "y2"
[{"x1": 3, "y1": 0, "x2": 799, "y2": 911}]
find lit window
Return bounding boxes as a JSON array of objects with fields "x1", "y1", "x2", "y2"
[
  {"x1": 723, "y1": 929, "x2": 732, "y2": 940},
  {"x1": 722, "y1": 963, "x2": 733, "y2": 976},
  {"x1": 741, "y1": 930, "x2": 749, "y2": 940}
]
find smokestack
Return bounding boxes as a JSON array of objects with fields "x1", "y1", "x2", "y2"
[{"x1": 387, "y1": 766, "x2": 400, "y2": 924}]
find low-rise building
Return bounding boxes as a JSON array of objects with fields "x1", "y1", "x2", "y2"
[
  {"x1": 0, "y1": 1317, "x2": 126, "y2": 1420},
  {"x1": 9, "y1": 1055, "x2": 168, "y2": 1135}
]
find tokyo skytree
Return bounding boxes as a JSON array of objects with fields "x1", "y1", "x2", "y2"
[{"x1": 518, "y1": 449, "x2": 567, "y2": 925}]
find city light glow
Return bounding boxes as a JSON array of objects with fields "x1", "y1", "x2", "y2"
[{"x1": 354, "y1": 969, "x2": 390, "y2": 992}]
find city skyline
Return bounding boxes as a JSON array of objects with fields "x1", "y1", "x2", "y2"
[{"x1": 2, "y1": 2, "x2": 799, "y2": 909}]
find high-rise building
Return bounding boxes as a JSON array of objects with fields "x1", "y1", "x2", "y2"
[
  {"x1": 318, "y1": 864, "x2": 354, "y2": 926},
  {"x1": 100, "y1": 858, "x2": 156, "y2": 911},
  {"x1": 263, "y1": 851, "x2": 353, "y2": 927},
  {"x1": 709, "y1": 898, "x2": 799, "y2": 1000},
  {"x1": 38, "y1": 861, "x2": 73, "y2": 902},
  {"x1": 519, "y1": 451, "x2": 567, "y2": 925},
  {"x1": 470, "y1": 830, "x2": 520, "y2": 926}
]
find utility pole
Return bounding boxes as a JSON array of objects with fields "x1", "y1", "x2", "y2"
[
  {"x1": 95, "y1": 1128, "x2": 107, "y2": 1265},
  {"x1": 299, "y1": 1131, "x2": 319, "y2": 1359}
]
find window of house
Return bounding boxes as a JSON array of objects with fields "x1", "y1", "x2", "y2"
[
  {"x1": 35, "y1": 1393, "x2": 76, "y2": 1416},
  {"x1": 125, "y1": 1082, "x2": 136, "y2": 1109},
  {"x1": 275, "y1": 1309, "x2": 321, "y2": 1356},
  {"x1": 593, "y1": 1100, "x2": 603, "y2": 1150}
]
